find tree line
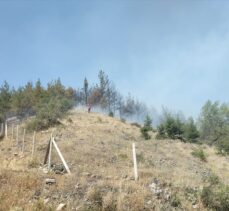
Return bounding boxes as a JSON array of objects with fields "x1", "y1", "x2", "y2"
[
  {"x1": 0, "y1": 79, "x2": 76, "y2": 131},
  {"x1": 0, "y1": 70, "x2": 151, "y2": 131},
  {"x1": 151, "y1": 100, "x2": 229, "y2": 154},
  {"x1": 1, "y1": 71, "x2": 229, "y2": 155}
]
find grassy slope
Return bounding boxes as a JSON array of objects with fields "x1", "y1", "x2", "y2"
[{"x1": 0, "y1": 109, "x2": 229, "y2": 210}]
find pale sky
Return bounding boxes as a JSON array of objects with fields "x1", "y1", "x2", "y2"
[{"x1": 0, "y1": 0, "x2": 229, "y2": 118}]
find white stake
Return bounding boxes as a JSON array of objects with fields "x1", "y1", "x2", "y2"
[
  {"x1": 16, "y1": 125, "x2": 19, "y2": 146},
  {"x1": 5, "y1": 123, "x2": 8, "y2": 139},
  {"x1": 32, "y1": 131, "x2": 36, "y2": 157},
  {"x1": 22, "y1": 129, "x2": 26, "y2": 153},
  {"x1": 52, "y1": 138, "x2": 71, "y2": 174},
  {"x1": 132, "y1": 143, "x2": 138, "y2": 181},
  {"x1": 12, "y1": 124, "x2": 14, "y2": 139}
]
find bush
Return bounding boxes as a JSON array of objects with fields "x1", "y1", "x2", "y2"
[
  {"x1": 27, "y1": 97, "x2": 73, "y2": 131},
  {"x1": 155, "y1": 115, "x2": 185, "y2": 140},
  {"x1": 156, "y1": 124, "x2": 166, "y2": 139},
  {"x1": 140, "y1": 115, "x2": 152, "y2": 140},
  {"x1": 184, "y1": 117, "x2": 199, "y2": 142},
  {"x1": 191, "y1": 148, "x2": 207, "y2": 162},
  {"x1": 170, "y1": 193, "x2": 181, "y2": 207},
  {"x1": 208, "y1": 173, "x2": 220, "y2": 186},
  {"x1": 108, "y1": 111, "x2": 114, "y2": 117},
  {"x1": 121, "y1": 118, "x2": 126, "y2": 123},
  {"x1": 131, "y1": 122, "x2": 141, "y2": 128},
  {"x1": 140, "y1": 127, "x2": 151, "y2": 140},
  {"x1": 201, "y1": 184, "x2": 229, "y2": 210},
  {"x1": 217, "y1": 137, "x2": 229, "y2": 155}
]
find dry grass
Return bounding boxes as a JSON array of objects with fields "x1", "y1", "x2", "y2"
[{"x1": 0, "y1": 109, "x2": 229, "y2": 210}]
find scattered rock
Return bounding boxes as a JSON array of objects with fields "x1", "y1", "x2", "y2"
[
  {"x1": 56, "y1": 203, "x2": 66, "y2": 210},
  {"x1": 147, "y1": 200, "x2": 152, "y2": 205},
  {"x1": 149, "y1": 178, "x2": 171, "y2": 200},
  {"x1": 193, "y1": 204, "x2": 199, "y2": 209},
  {"x1": 33, "y1": 190, "x2": 41, "y2": 199},
  {"x1": 44, "y1": 198, "x2": 50, "y2": 204},
  {"x1": 82, "y1": 172, "x2": 91, "y2": 176},
  {"x1": 45, "y1": 178, "x2": 56, "y2": 185},
  {"x1": 52, "y1": 164, "x2": 66, "y2": 174}
]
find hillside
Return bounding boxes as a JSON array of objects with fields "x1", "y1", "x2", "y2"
[{"x1": 0, "y1": 109, "x2": 229, "y2": 211}]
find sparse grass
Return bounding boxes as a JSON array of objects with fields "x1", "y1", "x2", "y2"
[
  {"x1": 32, "y1": 200, "x2": 54, "y2": 211},
  {"x1": 170, "y1": 193, "x2": 181, "y2": 207},
  {"x1": 136, "y1": 152, "x2": 145, "y2": 163},
  {"x1": 1, "y1": 110, "x2": 229, "y2": 210},
  {"x1": 28, "y1": 158, "x2": 40, "y2": 168},
  {"x1": 201, "y1": 184, "x2": 229, "y2": 210},
  {"x1": 208, "y1": 173, "x2": 220, "y2": 186},
  {"x1": 120, "y1": 118, "x2": 126, "y2": 123},
  {"x1": 131, "y1": 122, "x2": 141, "y2": 128}
]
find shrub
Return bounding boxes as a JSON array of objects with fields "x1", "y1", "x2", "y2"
[
  {"x1": 217, "y1": 137, "x2": 229, "y2": 155},
  {"x1": 170, "y1": 193, "x2": 181, "y2": 207},
  {"x1": 201, "y1": 184, "x2": 229, "y2": 210},
  {"x1": 140, "y1": 127, "x2": 151, "y2": 140},
  {"x1": 191, "y1": 148, "x2": 207, "y2": 162},
  {"x1": 184, "y1": 117, "x2": 199, "y2": 142},
  {"x1": 108, "y1": 111, "x2": 114, "y2": 117},
  {"x1": 28, "y1": 158, "x2": 40, "y2": 168},
  {"x1": 140, "y1": 115, "x2": 152, "y2": 140},
  {"x1": 156, "y1": 124, "x2": 166, "y2": 139},
  {"x1": 121, "y1": 118, "x2": 126, "y2": 123},
  {"x1": 27, "y1": 97, "x2": 73, "y2": 131},
  {"x1": 131, "y1": 122, "x2": 141, "y2": 128},
  {"x1": 208, "y1": 173, "x2": 220, "y2": 186},
  {"x1": 156, "y1": 115, "x2": 185, "y2": 140}
]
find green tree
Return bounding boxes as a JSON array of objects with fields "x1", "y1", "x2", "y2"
[
  {"x1": 141, "y1": 115, "x2": 152, "y2": 140},
  {"x1": 184, "y1": 117, "x2": 199, "y2": 142},
  {"x1": 198, "y1": 100, "x2": 229, "y2": 143},
  {"x1": 0, "y1": 81, "x2": 11, "y2": 121}
]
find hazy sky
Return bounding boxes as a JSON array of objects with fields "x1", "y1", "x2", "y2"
[{"x1": 0, "y1": 0, "x2": 229, "y2": 118}]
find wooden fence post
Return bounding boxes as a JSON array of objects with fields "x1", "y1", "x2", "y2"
[
  {"x1": 16, "y1": 125, "x2": 19, "y2": 146},
  {"x1": 12, "y1": 124, "x2": 14, "y2": 139},
  {"x1": 52, "y1": 138, "x2": 71, "y2": 174},
  {"x1": 48, "y1": 134, "x2": 53, "y2": 170},
  {"x1": 32, "y1": 131, "x2": 36, "y2": 158},
  {"x1": 22, "y1": 129, "x2": 26, "y2": 153},
  {"x1": 132, "y1": 143, "x2": 138, "y2": 181},
  {"x1": 5, "y1": 122, "x2": 7, "y2": 139}
]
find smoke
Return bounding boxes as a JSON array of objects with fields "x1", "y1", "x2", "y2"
[{"x1": 74, "y1": 104, "x2": 160, "y2": 127}]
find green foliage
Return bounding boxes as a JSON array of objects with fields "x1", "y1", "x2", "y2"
[
  {"x1": 184, "y1": 117, "x2": 199, "y2": 142},
  {"x1": 201, "y1": 184, "x2": 229, "y2": 210},
  {"x1": 208, "y1": 173, "x2": 220, "y2": 186},
  {"x1": 216, "y1": 137, "x2": 229, "y2": 155},
  {"x1": 156, "y1": 124, "x2": 166, "y2": 139},
  {"x1": 121, "y1": 118, "x2": 126, "y2": 123},
  {"x1": 191, "y1": 148, "x2": 207, "y2": 162},
  {"x1": 156, "y1": 112, "x2": 185, "y2": 140},
  {"x1": 0, "y1": 81, "x2": 11, "y2": 121},
  {"x1": 170, "y1": 193, "x2": 181, "y2": 207},
  {"x1": 198, "y1": 100, "x2": 229, "y2": 143},
  {"x1": 156, "y1": 111, "x2": 199, "y2": 143},
  {"x1": 140, "y1": 115, "x2": 152, "y2": 140},
  {"x1": 130, "y1": 122, "x2": 141, "y2": 128},
  {"x1": 108, "y1": 111, "x2": 114, "y2": 117},
  {"x1": 0, "y1": 79, "x2": 76, "y2": 132},
  {"x1": 165, "y1": 116, "x2": 184, "y2": 139}
]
